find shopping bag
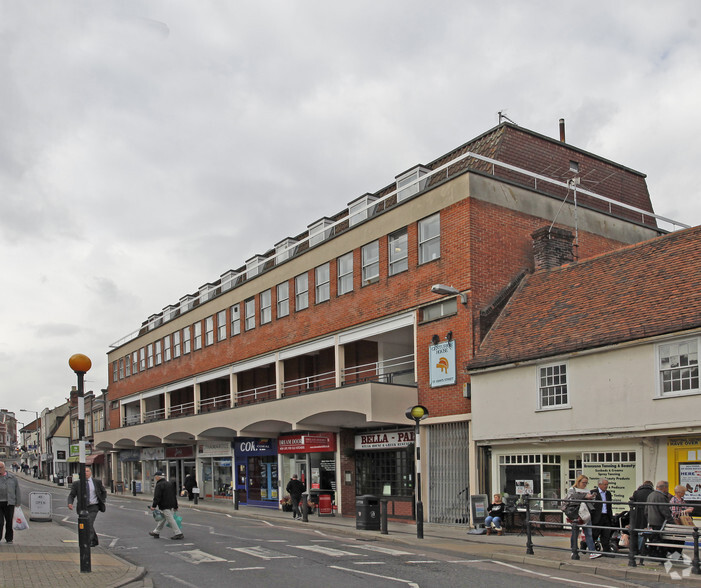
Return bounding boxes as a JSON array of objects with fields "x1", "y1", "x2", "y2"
[
  {"x1": 13, "y1": 506, "x2": 29, "y2": 531},
  {"x1": 679, "y1": 514, "x2": 694, "y2": 526},
  {"x1": 166, "y1": 513, "x2": 183, "y2": 530},
  {"x1": 152, "y1": 509, "x2": 165, "y2": 522}
]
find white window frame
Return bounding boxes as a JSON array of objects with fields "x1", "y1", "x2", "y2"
[
  {"x1": 164, "y1": 335, "x2": 171, "y2": 362},
  {"x1": 125, "y1": 354, "x2": 131, "y2": 377},
  {"x1": 183, "y1": 326, "x2": 191, "y2": 354},
  {"x1": 194, "y1": 321, "x2": 203, "y2": 350},
  {"x1": 362, "y1": 240, "x2": 379, "y2": 285},
  {"x1": 245, "y1": 297, "x2": 256, "y2": 330},
  {"x1": 155, "y1": 340, "x2": 162, "y2": 365},
  {"x1": 132, "y1": 351, "x2": 139, "y2": 374},
  {"x1": 275, "y1": 238, "x2": 297, "y2": 265},
  {"x1": 260, "y1": 289, "x2": 272, "y2": 324},
  {"x1": 388, "y1": 228, "x2": 408, "y2": 276},
  {"x1": 396, "y1": 165, "x2": 429, "y2": 202},
  {"x1": 231, "y1": 304, "x2": 241, "y2": 336},
  {"x1": 277, "y1": 282, "x2": 289, "y2": 318},
  {"x1": 147, "y1": 343, "x2": 154, "y2": 368},
  {"x1": 418, "y1": 213, "x2": 440, "y2": 264},
  {"x1": 348, "y1": 194, "x2": 377, "y2": 227},
  {"x1": 537, "y1": 362, "x2": 569, "y2": 410},
  {"x1": 119, "y1": 358, "x2": 124, "y2": 379},
  {"x1": 658, "y1": 337, "x2": 700, "y2": 397},
  {"x1": 173, "y1": 331, "x2": 181, "y2": 358},
  {"x1": 112, "y1": 361, "x2": 118, "y2": 382},
  {"x1": 217, "y1": 310, "x2": 227, "y2": 341},
  {"x1": 337, "y1": 252, "x2": 353, "y2": 296},
  {"x1": 205, "y1": 316, "x2": 214, "y2": 346},
  {"x1": 140, "y1": 347, "x2": 146, "y2": 370},
  {"x1": 315, "y1": 263, "x2": 330, "y2": 303},
  {"x1": 295, "y1": 273, "x2": 309, "y2": 311},
  {"x1": 308, "y1": 218, "x2": 334, "y2": 247}
]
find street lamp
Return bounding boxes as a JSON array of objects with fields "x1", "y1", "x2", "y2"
[
  {"x1": 19, "y1": 409, "x2": 40, "y2": 476},
  {"x1": 430, "y1": 284, "x2": 468, "y2": 304},
  {"x1": 405, "y1": 404, "x2": 429, "y2": 539},
  {"x1": 69, "y1": 353, "x2": 92, "y2": 574}
]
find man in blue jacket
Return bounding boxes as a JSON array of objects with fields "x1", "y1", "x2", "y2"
[
  {"x1": 0, "y1": 461, "x2": 21, "y2": 544},
  {"x1": 149, "y1": 471, "x2": 184, "y2": 540}
]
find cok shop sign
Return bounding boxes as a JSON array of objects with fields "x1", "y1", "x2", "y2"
[{"x1": 429, "y1": 340, "x2": 456, "y2": 387}]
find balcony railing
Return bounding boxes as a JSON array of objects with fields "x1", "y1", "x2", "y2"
[
  {"x1": 169, "y1": 401, "x2": 195, "y2": 418},
  {"x1": 282, "y1": 370, "x2": 336, "y2": 397},
  {"x1": 122, "y1": 414, "x2": 142, "y2": 427},
  {"x1": 236, "y1": 383, "x2": 277, "y2": 406},
  {"x1": 143, "y1": 408, "x2": 166, "y2": 423},
  {"x1": 199, "y1": 393, "x2": 232, "y2": 413},
  {"x1": 342, "y1": 353, "x2": 415, "y2": 386}
]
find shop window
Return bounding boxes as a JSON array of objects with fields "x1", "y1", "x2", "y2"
[
  {"x1": 658, "y1": 338, "x2": 699, "y2": 396},
  {"x1": 498, "y1": 454, "x2": 562, "y2": 506},
  {"x1": 355, "y1": 450, "x2": 413, "y2": 497},
  {"x1": 538, "y1": 363, "x2": 568, "y2": 409}
]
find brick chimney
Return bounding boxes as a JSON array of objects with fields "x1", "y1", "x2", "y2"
[{"x1": 532, "y1": 226, "x2": 575, "y2": 270}]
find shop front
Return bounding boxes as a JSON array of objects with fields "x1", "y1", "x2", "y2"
[
  {"x1": 165, "y1": 445, "x2": 195, "y2": 492},
  {"x1": 141, "y1": 447, "x2": 166, "y2": 495},
  {"x1": 118, "y1": 448, "x2": 142, "y2": 492},
  {"x1": 279, "y1": 432, "x2": 337, "y2": 511},
  {"x1": 233, "y1": 438, "x2": 278, "y2": 508},
  {"x1": 354, "y1": 428, "x2": 415, "y2": 519},
  {"x1": 198, "y1": 441, "x2": 233, "y2": 500},
  {"x1": 667, "y1": 436, "x2": 701, "y2": 502}
]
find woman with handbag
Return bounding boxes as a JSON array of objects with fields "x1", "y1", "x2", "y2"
[{"x1": 563, "y1": 474, "x2": 601, "y2": 559}]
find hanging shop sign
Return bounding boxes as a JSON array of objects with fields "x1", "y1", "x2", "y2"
[
  {"x1": 278, "y1": 432, "x2": 336, "y2": 454},
  {"x1": 354, "y1": 429, "x2": 415, "y2": 450},
  {"x1": 429, "y1": 340, "x2": 456, "y2": 387},
  {"x1": 198, "y1": 441, "x2": 233, "y2": 457},
  {"x1": 165, "y1": 445, "x2": 194, "y2": 459},
  {"x1": 233, "y1": 438, "x2": 277, "y2": 457}
]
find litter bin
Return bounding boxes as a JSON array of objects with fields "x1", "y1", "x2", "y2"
[{"x1": 356, "y1": 494, "x2": 380, "y2": 530}]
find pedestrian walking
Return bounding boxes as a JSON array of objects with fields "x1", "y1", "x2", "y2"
[
  {"x1": 149, "y1": 471, "x2": 184, "y2": 540},
  {"x1": 183, "y1": 473, "x2": 197, "y2": 501},
  {"x1": 0, "y1": 460, "x2": 22, "y2": 544},
  {"x1": 286, "y1": 474, "x2": 305, "y2": 520},
  {"x1": 67, "y1": 466, "x2": 107, "y2": 547}
]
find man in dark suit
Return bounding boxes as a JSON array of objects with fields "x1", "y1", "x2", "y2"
[
  {"x1": 67, "y1": 466, "x2": 107, "y2": 547},
  {"x1": 589, "y1": 478, "x2": 614, "y2": 553}
]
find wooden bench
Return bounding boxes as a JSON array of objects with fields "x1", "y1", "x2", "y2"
[{"x1": 645, "y1": 522, "x2": 699, "y2": 553}]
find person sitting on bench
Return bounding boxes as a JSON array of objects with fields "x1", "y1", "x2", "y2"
[{"x1": 485, "y1": 494, "x2": 506, "y2": 535}]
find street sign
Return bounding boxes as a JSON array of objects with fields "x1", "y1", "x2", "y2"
[{"x1": 29, "y1": 491, "x2": 52, "y2": 521}]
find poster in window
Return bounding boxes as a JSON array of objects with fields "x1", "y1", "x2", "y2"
[
  {"x1": 515, "y1": 480, "x2": 533, "y2": 495},
  {"x1": 679, "y1": 463, "x2": 701, "y2": 500}
]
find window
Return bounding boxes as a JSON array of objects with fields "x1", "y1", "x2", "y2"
[
  {"x1": 308, "y1": 218, "x2": 334, "y2": 246},
  {"x1": 295, "y1": 273, "x2": 309, "y2": 311},
  {"x1": 180, "y1": 295, "x2": 195, "y2": 313},
  {"x1": 396, "y1": 165, "x2": 429, "y2": 202},
  {"x1": 193, "y1": 321, "x2": 203, "y2": 350},
  {"x1": 275, "y1": 238, "x2": 297, "y2": 264},
  {"x1": 205, "y1": 316, "x2": 214, "y2": 346},
  {"x1": 147, "y1": 344, "x2": 154, "y2": 368},
  {"x1": 246, "y1": 255, "x2": 265, "y2": 279},
  {"x1": 362, "y1": 241, "x2": 380, "y2": 284},
  {"x1": 418, "y1": 213, "x2": 440, "y2": 263},
  {"x1": 119, "y1": 358, "x2": 124, "y2": 379},
  {"x1": 231, "y1": 304, "x2": 241, "y2": 335},
  {"x1": 421, "y1": 298, "x2": 457, "y2": 322},
  {"x1": 140, "y1": 348, "x2": 146, "y2": 370},
  {"x1": 112, "y1": 361, "x2": 118, "y2": 383},
  {"x1": 155, "y1": 341, "x2": 162, "y2": 365},
  {"x1": 220, "y1": 270, "x2": 237, "y2": 292},
  {"x1": 337, "y1": 252, "x2": 353, "y2": 295},
  {"x1": 125, "y1": 354, "x2": 131, "y2": 377},
  {"x1": 93, "y1": 409, "x2": 104, "y2": 433},
  {"x1": 277, "y1": 282, "x2": 289, "y2": 318},
  {"x1": 85, "y1": 414, "x2": 92, "y2": 437},
  {"x1": 173, "y1": 331, "x2": 181, "y2": 358},
  {"x1": 498, "y1": 454, "x2": 561, "y2": 503},
  {"x1": 199, "y1": 283, "x2": 215, "y2": 304},
  {"x1": 388, "y1": 228, "x2": 408, "y2": 275},
  {"x1": 659, "y1": 339, "x2": 699, "y2": 395},
  {"x1": 260, "y1": 289, "x2": 272, "y2": 324},
  {"x1": 355, "y1": 450, "x2": 413, "y2": 498},
  {"x1": 132, "y1": 351, "x2": 139, "y2": 374},
  {"x1": 538, "y1": 363, "x2": 568, "y2": 408},
  {"x1": 245, "y1": 297, "x2": 255, "y2": 330},
  {"x1": 183, "y1": 326, "x2": 191, "y2": 354},
  {"x1": 217, "y1": 310, "x2": 227, "y2": 341},
  {"x1": 164, "y1": 335, "x2": 171, "y2": 361},
  {"x1": 348, "y1": 194, "x2": 377, "y2": 226},
  {"x1": 315, "y1": 263, "x2": 330, "y2": 303}
]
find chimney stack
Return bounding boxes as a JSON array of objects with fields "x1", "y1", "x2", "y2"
[
  {"x1": 532, "y1": 226, "x2": 575, "y2": 270},
  {"x1": 559, "y1": 118, "x2": 566, "y2": 142}
]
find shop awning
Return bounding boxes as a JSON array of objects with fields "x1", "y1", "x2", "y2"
[
  {"x1": 67, "y1": 456, "x2": 80, "y2": 463},
  {"x1": 86, "y1": 453, "x2": 105, "y2": 465}
]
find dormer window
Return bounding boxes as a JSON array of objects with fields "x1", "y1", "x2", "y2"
[
  {"x1": 396, "y1": 165, "x2": 430, "y2": 202},
  {"x1": 275, "y1": 238, "x2": 297, "y2": 265},
  {"x1": 179, "y1": 294, "x2": 195, "y2": 313},
  {"x1": 220, "y1": 270, "x2": 238, "y2": 292},
  {"x1": 246, "y1": 255, "x2": 266, "y2": 279},
  {"x1": 162, "y1": 305, "x2": 178, "y2": 322},
  {"x1": 147, "y1": 314, "x2": 161, "y2": 330},
  {"x1": 199, "y1": 283, "x2": 216, "y2": 304},
  {"x1": 348, "y1": 194, "x2": 378, "y2": 227},
  {"x1": 308, "y1": 218, "x2": 334, "y2": 247}
]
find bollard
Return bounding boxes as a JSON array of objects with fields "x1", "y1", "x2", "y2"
[
  {"x1": 301, "y1": 493, "x2": 309, "y2": 522},
  {"x1": 110, "y1": 479, "x2": 114, "y2": 493},
  {"x1": 193, "y1": 487, "x2": 199, "y2": 505},
  {"x1": 627, "y1": 499, "x2": 637, "y2": 568},
  {"x1": 693, "y1": 527, "x2": 700, "y2": 575},
  {"x1": 380, "y1": 499, "x2": 388, "y2": 535},
  {"x1": 233, "y1": 489, "x2": 239, "y2": 511},
  {"x1": 132, "y1": 480, "x2": 137, "y2": 496},
  {"x1": 525, "y1": 497, "x2": 534, "y2": 555}
]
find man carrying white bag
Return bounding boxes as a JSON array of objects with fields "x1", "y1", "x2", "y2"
[{"x1": 0, "y1": 461, "x2": 23, "y2": 543}]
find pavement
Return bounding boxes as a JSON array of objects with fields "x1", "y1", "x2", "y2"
[{"x1": 3, "y1": 476, "x2": 701, "y2": 587}]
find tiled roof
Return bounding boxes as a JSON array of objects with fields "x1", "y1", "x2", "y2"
[{"x1": 468, "y1": 225, "x2": 701, "y2": 369}]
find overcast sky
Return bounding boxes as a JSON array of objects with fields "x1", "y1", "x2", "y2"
[{"x1": 1, "y1": 1, "x2": 700, "y2": 432}]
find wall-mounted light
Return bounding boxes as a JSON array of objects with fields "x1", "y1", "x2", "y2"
[
  {"x1": 446, "y1": 331, "x2": 453, "y2": 342},
  {"x1": 430, "y1": 284, "x2": 468, "y2": 304},
  {"x1": 431, "y1": 334, "x2": 440, "y2": 345}
]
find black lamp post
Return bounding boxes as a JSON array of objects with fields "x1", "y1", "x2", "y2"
[
  {"x1": 69, "y1": 353, "x2": 92, "y2": 573},
  {"x1": 405, "y1": 404, "x2": 429, "y2": 539}
]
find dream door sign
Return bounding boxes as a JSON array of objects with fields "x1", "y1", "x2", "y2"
[{"x1": 429, "y1": 340, "x2": 456, "y2": 387}]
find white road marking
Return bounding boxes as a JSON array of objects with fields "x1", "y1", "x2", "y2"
[
  {"x1": 229, "y1": 566, "x2": 265, "y2": 571},
  {"x1": 345, "y1": 544, "x2": 413, "y2": 556},
  {"x1": 406, "y1": 560, "x2": 439, "y2": 564},
  {"x1": 354, "y1": 561, "x2": 386, "y2": 565},
  {"x1": 491, "y1": 560, "x2": 619, "y2": 587},
  {"x1": 329, "y1": 565, "x2": 419, "y2": 587},
  {"x1": 168, "y1": 549, "x2": 227, "y2": 564},
  {"x1": 233, "y1": 546, "x2": 297, "y2": 560},
  {"x1": 294, "y1": 545, "x2": 363, "y2": 557},
  {"x1": 261, "y1": 520, "x2": 274, "y2": 526},
  {"x1": 161, "y1": 574, "x2": 201, "y2": 587}
]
